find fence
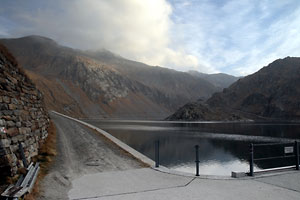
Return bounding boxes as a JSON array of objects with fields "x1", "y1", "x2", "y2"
[
  {"x1": 248, "y1": 141, "x2": 299, "y2": 176},
  {"x1": 154, "y1": 140, "x2": 207, "y2": 176},
  {"x1": 154, "y1": 140, "x2": 300, "y2": 177}
]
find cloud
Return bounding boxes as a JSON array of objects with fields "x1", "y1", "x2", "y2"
[
  {"x1": 2, "y1": 0, "x2": 300, "y2": 75},
  {"x1": 0, "y1": 0, "x2": 204, "y2": 72},
  {"x1": 169, "y1": 0, "x2": 300, "y2": 75}
]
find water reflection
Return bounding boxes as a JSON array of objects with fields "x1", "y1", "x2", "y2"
[
  {"x1": 172, "y1": 160, "x2": 260, "y2": 176},
  {"x1": 85, "y1": 120, "x2": 300, "y2": 176}
]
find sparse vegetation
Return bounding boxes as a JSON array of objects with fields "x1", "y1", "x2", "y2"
[
  {"x1": 0, "y1": 43, "x2": 18, "y2": 67},
  {"x1": 24, "y1": 120, "x2": 57, "y2": 200},
  {"x1": 0, "y1": 121, "x2": 56, "y2": 198}
]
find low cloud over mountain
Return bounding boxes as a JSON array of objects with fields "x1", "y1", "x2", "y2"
[{"x1": 1, "y1": 35, "x2": 221, "y2": 119}]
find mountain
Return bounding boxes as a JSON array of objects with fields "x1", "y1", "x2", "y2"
[
  {"x1": 83, "y1": 50, "x2": 217, "y2": 107},
  {"x1": 188, "y1": 70, "x2": 240, "y2": 88},
  {"x1": 168, "y1": 57, "x2": 300, "y2": 121},
  {"x1": 0, "y1": 35, "x2": 220, "y2": 119}
]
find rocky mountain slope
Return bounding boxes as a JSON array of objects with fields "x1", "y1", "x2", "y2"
[
  {"x1": 168, "y1": 57, "x2": 300, "y2": 121},
  {"x1": 0, "y1": 35, "x2": 220, "y2": 119},
  {"x1": 86, "y1": 51, "x2": 217, "y2": 106}
]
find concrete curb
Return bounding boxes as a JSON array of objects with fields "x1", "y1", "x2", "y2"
[{"x1": 51, "y1": 111, "x2": 156, "y2": 167}]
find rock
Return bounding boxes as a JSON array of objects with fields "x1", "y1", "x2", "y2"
[
  {"x1": 0, "y1": 133, "x2": 7, "y2": 139},
  {"x1": 30, "y1": 112, "x2": 36, "y2": 119},
  {"x1": 11, "y1": 166, "x2": 18, "y2": 175},
  {"x1": 2, "y1": 115, "x2": 13, "y2": 121},
  {"x1": 0, "y1": 139, "x2": 11, "y2": 148},
  {"x1": 14, "y1": 110, "x2": 21, "y2": 116},
  {"x1": 7, "y1": 75, "x2": 18, "y2": 84},
  {"x1": 0, "y1": 148, "x2": 8, "y2": 156},
  {"x1": 2, "y1": 96, "x2": 10, "y2": 103},
  {"x1": 2, "y1": 110, "x2": 13, "y2": 115},
  {"x1": 11, "y1": 137, "x2": 19, "y2": 144},
  {"x1": 17, "y1": 160, "x2": 24, "y2": 168},
  {"x1": 17, "y1": 134, "x2": 25, "y2": 141},
  {"x1": 11, "y1": 98, "x2": 18, "y2": 104},
  {"x1": 8, "y1": 104, "x2": 17, "y2": 110},
  {"x1": 6, "y1": 121, "x2": 15, "y2": 127},
  {"x1": 16, "y1": 122, "x2": 21, "y2": 127},
  {"x1": 18, "y1": 127, "x2": 30, "y2": 134},
  {"x1": 166, "y1": 101, "x2": 241, "y2": 121},
  {"x1": 0, "y1": 77, "x2": 6, "y2": 84},
  {"x1": 0, "y1": 119, "x2": 6, "y2": 126},
  {"x1": 5, "y1": 154, "x2": 17, "y2": 166},
  {"x1": 0, "y1": 103, "x2": 8, "y2": 110},
  {"x1": 21, "y1": 110, "x2": 29, "y2": 116},
  {"x1": 25, "y1": 121, "x2": 32, "y2": 127},
  {"x1": 6, "y1": 128, "x2": 19, "y2": 137},
  {"x1": 10, "y1": 144, "x2": 18, "y2": 152}
]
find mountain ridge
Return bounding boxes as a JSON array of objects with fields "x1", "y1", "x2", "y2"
[
  {"x1": 188, "y1": 70, "x2": 240, "y2": 88},
  {"x1": 168, "y1": 56, "x2": 300, "y2": 121},
  {"x1": 0, "y1": 35, "x2": 226, "y2": 119}
]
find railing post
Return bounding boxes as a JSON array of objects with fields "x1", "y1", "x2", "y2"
[
  {"x1": 295, "y1": 141, "x2": 299, "y2": 170},
  {"x1": 155, "y1": 140, "x2": 160, "y2": 168},
  {"x1": 195, "y1": 145, "x2": 200, "y2": 176},
  {"x1": 249, "y1": 143, "x2": 254, "y2": 176}
]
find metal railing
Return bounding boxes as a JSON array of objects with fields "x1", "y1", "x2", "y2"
[
  {"x1": 195, "y1": 145, "x2": 200, "y2": 176},
  {"x1": 154, "y1": 140, "x2": 200, "y2": 176},
  {"x1": 249, "y1": 141, "x2": 299, "y2": 176},
  {"x1": 154, "y1": 140, "x2": 300, "y2": 177},
  {"x1": 155, "y1": 140, "x2": 160, "y2": 168}
]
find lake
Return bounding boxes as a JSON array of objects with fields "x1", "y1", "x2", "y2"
[{"x1": 83, "y1": 120, "x2": 300, "y2": 176}]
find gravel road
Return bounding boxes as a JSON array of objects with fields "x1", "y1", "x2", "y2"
[{"x1": 38, "y1": 113, "x2": 142, "y2": 200}]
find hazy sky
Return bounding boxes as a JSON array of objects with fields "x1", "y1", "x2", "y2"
[{"x1": 1, "y1": 0, "x2": 300, "y2": 76}]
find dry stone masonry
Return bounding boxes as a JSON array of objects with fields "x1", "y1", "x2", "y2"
[{"x1": 0, "y1": 44, "x2": 49, "y2": 177}]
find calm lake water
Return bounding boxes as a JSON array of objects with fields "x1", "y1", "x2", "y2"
[{"x1": 84, "y1": 120, "x2": 300, "y2": 176}]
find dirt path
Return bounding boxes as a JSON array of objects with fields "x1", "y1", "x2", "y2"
[{"x1": 38, "y1": 113, "x2": 142, "y2": 200}]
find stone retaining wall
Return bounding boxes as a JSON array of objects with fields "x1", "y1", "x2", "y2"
[{"x1": 0, "y1": 44, "x2": 49, "y2": 177}]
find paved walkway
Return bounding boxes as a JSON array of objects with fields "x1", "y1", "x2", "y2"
[
  {"x1": 68, "y1": 168, "x2": 300, "y2": 200},
  {"x1": 38, "y1": 113, "x2": 142, "y2": 200}
]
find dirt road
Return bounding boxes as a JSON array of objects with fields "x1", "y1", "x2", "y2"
[{"x1": 38, "y1": 113, "x2": 142, "y2": 200}]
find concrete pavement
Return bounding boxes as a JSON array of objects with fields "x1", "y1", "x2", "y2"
[{"x1": 68, "y1": 168, "x2": 300, "y2": 200}]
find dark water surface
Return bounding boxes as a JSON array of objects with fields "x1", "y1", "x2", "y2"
[{"x1": 84, "y1": 120, "x2": 300, "y2": 176}]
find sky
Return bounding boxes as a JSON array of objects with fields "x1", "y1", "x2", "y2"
[{"x1": 0, "y1": 0, "x2": 300, "y2": 76}]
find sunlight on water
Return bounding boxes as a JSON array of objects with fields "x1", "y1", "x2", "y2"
[{"x1": 171, "y1": 160, "x2": 261, "y2": 176}]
